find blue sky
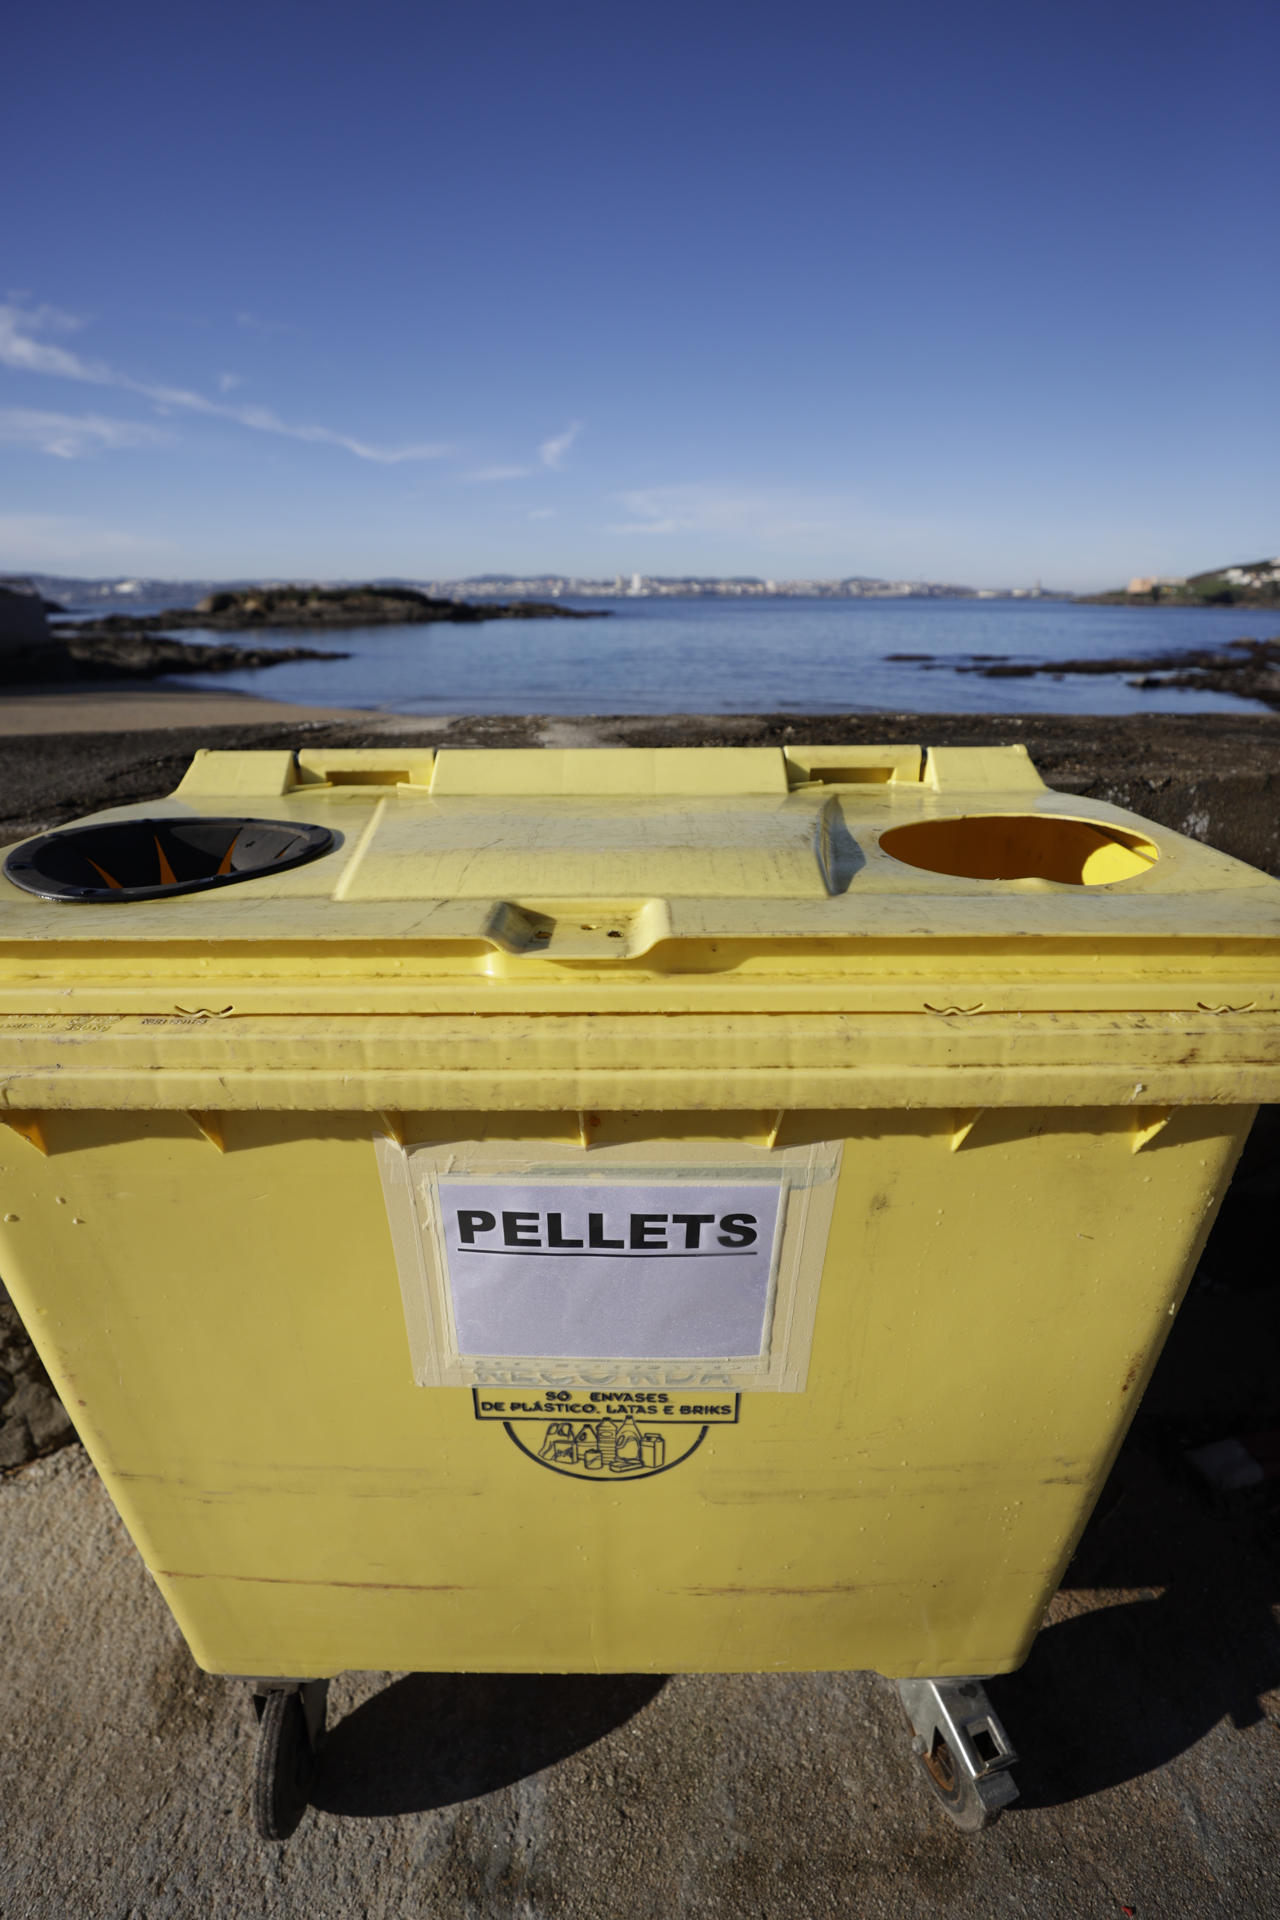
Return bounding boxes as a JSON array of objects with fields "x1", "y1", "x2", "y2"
[{"x1": 3, "y1": 0, "x2": 1277, "y2": 589}]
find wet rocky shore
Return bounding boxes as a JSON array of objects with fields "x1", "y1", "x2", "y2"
[
  {"x1": 894, "y1": 635, "x2": 1280, "y2": 712},
  {"x1": 0, "y1": 628, "x2": 343, "y2": 686}
]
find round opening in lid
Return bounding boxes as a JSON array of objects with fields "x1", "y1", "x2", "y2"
[
  {"x1": 879, "y1": 814, "x2": 1158, "y2": 886},
  {"x1": 3, "y1": 816, "x2": 335, "y2": 903}
]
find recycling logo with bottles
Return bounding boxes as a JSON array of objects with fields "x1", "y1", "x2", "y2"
[{"x1": 472, "y1": 1389, "x2": 740, "y2": 1481}]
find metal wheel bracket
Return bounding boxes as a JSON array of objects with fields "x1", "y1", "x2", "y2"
[
  {"x1": 249, "y1": 1677, "x2": 329, "y2": 1750},
  {"x1": 897, "y1": 1675, "x2": 1019, "y2": 1817}
]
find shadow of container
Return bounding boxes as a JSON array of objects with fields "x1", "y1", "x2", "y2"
[
  {"x1": 311, "y1": 1673, "x2": 667, "y2": 1819},
  {"x1": 991, "y1": 1109, "x2": 1280, "y2": 1809}
]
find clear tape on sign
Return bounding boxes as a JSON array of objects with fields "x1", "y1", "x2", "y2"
[{"x1": 376, "y1": 1133, "x2": 842, "y2": 1393}]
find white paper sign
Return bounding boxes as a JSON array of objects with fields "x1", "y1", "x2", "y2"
[{"x1": 437, "y1": 1178, "x2": 783, "y2": 1360}]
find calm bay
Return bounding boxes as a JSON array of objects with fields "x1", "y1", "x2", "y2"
[{"x1": 135, "y1": 595, "x2": 1280, "y2": 717}]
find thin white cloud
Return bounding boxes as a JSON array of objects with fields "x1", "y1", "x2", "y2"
[
  {"x1": 2, "y1": 301, "x2": 85, "y2": 337},
  {"x1": 606, "y1": 484, "x2": 844, "y2": 544},
  {"x1": 539, "y1": 420, "x2": 582, "y2": 469},
  {"x1": 0, "y1": 408, "x2": 171, "y2": 458},
  {"x1": 235, "y1": 310, "x2": 301, "y2": 335},
  {"x1": 30, "y1": 304, "x2": 86, "y2": 333},
  {"x1": 465, "y1": 464, "x2": 534, "y2": 484},
  {"x1": 0, "y1": 304, "x2": 451, "y2": 465},
  {"x1": 0, "y1": 512, "x2": 175, "y2": 568},
  {"x1": 218, "y1": 371, "x2": 243, "y2": 393},
  {"x1": 0, "y1": 307, "x2": 112, "y2": 382},
  {"x1": 528, "y1": 507, "x2": 556, "y2": 520}
]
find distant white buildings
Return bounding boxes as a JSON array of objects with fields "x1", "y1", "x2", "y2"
[
  {"x1": 418, "y1": 573, "x2": 1061, "y2": 601},
  {"x1": 1222, "y1": 559, "x2": 1280, "y2": 588},
  {"x1": 18, "y1": 568, "x2": 1069, "y2": 608}
]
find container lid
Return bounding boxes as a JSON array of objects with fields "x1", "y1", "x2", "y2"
[{"x1": 0, "y1": 744, "x2": 1278, "y2": 1018}]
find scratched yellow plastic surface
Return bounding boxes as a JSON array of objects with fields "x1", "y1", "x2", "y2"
[{"x1": 0, "y1": 745, "x2": 1277, "y2": 1679}]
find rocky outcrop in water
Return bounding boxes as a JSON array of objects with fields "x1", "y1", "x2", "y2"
[
  {"x1": 5, "y1": 579, "x2": 606, "y2": 685},
  {"x1": 954, "y1": 636, "x2": 1280, "y2": 710},
  {"x1": 59, "y1": 584, "x2": 610, "y2": 635}
]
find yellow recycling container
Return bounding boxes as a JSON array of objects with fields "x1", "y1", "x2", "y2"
[{"x1": 3, "y1": 741, "x2": 1279, "y2": 1832}]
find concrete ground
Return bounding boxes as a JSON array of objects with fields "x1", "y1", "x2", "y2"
[
  {"x1": 1, "y1": 709, "x2": 1279, "y2": 1917},
  {"x1": 3, "y1": 1411, "x2": 1278, "y2": 1917}
]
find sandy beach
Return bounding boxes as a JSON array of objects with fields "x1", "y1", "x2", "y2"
[{"x1": 0, "y1": 680, "x2": 375, "y2": 734}]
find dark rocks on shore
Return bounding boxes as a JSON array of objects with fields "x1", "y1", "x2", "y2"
[
  {"x1": 0, "y1": 1282, "x2": 75, "y2": 1467},
  {"x1": 0, "y1": 584, "x2": 54, "y2": 651},
  {"x1": 58, "y1": 583, "x2": 612, "y2": 636},
  {"x1": 914, "y1": 637, "x2": 1280, "y2": 712},
  {"x1": 0, "y1": 630, "x2": 344, "y2": 686}
]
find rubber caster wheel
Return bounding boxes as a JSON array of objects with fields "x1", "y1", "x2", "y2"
[
  {"x1": 252, "y1": 1685, "x2": 325, "y2": 1842},
  {"x1": 917, "y1": 1728, "x2": 1002, "y2": 1831}
]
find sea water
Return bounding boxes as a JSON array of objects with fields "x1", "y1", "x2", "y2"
[{"x1": 114, "y1": 595, "x2": 1280, "y2": 717}]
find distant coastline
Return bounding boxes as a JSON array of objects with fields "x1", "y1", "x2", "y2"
[
  {"x1": 13, "y1": 571, "x2": 1065, "y2": 614},
  {"x1": 10, "y1": 556, "x2": 1278, "y2": 618},
  {"x1": 15, "y1": 564, "x2": 1280, "y2": 618},
  {"x1": 1079, "y1": 557, "x2": 1280, "y2": 609}
]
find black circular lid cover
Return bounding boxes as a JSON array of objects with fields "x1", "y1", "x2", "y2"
[{"x1": 3, "y1": 815, "x2": 335, "y2": 903}]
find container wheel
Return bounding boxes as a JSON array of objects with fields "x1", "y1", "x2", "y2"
[
  {"x1": 252, "y1": 1687, "x2": 322, "y2": 1842},
  {"x1": 917, "y1": 1728, "x2": 1000, "y2": 1831},
  {"x1": 897, "y1": 1676, "x2": 1018, "y2": 1832}
]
